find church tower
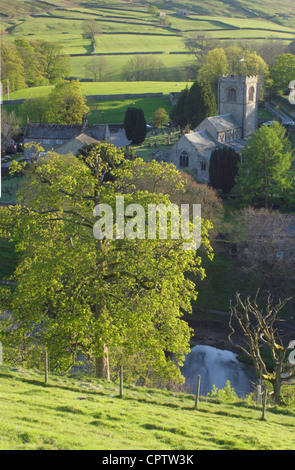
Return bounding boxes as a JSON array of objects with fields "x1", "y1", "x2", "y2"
[{"x1": 218, "y1": 75, "x2": 258, "y2": 138}]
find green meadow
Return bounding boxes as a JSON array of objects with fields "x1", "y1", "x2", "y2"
[
  {"x1": 2, "y1": 0, "x2": 294, "y2": 84},
  {"x1": 0, "y1": 365, "x2": 294, "y2": 450}
]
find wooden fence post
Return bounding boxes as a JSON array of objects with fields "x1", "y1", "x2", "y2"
[
  {"x1": 195, "y1": 375, "x2": 201, "y2": 409},
  {"x1": 44, "y1": 350, "x2": 48, "y2": 385},
  {"x1": 257, "y1": 384, "x2": 262, "y2": 405},
  {"x1": 120, "y1": 365, "x2": 123, "y2": 397},
  {"x1": 262, "y1": 389, "x2": 268, "y2": 420}
]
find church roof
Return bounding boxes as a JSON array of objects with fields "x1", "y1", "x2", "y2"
[
  {"x1": 221, "y1": 138, "x2": 248, "y2": 152},
  {"x1": 185, "y1": 130, "x2": 216, "y2": 151},
  {"x1": 198, "y1": 113, "x2": 241, "y2": 133}
]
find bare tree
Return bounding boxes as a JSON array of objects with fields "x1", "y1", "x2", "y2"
[
  {"x1": 86, "y1": 56, "x2": 111, "y2": 82},
  {"x1": 229, "y1": 291, "x2": 295, "y2": 403},
  {"x1": 232, "y1": 208, "x2": 295, "y2": 296}
]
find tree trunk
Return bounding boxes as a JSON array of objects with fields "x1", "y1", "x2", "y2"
[
  {"x1": 95, "y1": 345, "x2": 110, "y2": 380},
  {"x1": 273, "y1": 351, "x2": 284, "y2": 404}
]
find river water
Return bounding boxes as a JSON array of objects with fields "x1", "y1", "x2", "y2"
[{"x1": 181, "y1": 345, "x2": 257, "y2": 398}]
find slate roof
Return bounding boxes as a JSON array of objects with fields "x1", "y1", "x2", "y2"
[
  {"x1": 24, "y1": 123, "x2": 110, "y2": 141},
  {"x1": 185, "y1": 130, "x2": 216, "y2": 151},
  {"x1": 221, "y1": 138, "x2": 248, "y2": 152},
  {"x1": 198, "y1": 113, "x2": 241, "y2": 133},
  {"x1": 56, "y1": 133, "x2": 100, "y2": 155}
]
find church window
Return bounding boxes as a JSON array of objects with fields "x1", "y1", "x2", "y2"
[
  {"x1": 227, "y1": 87, "x2": 237, "y2": 102},
  {"x1": 248, "y1": 86, "x2": 255, "y2": 102},
  {"x1": 200, "y1": 162, "x2": 207, "y2": 171},
  {"x1": 179, "y1": 151, "x2": 189, "y2": 167},
  {"x1": 219, "y1": 132, "x2": 225, "y2": 142}
]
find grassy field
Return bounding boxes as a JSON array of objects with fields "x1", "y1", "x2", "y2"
[
  {"x1": 2, "y1": 81, "x2": 190, "y2": 101},
  {"x1": 2, "y1": 82, "x2": 188, "y2": 125},
  {"x1": 1, "y1": 0, "x2": 294, "y2": 83},
  {"x1": 0, "y1": 365, "x2": 294, "y2": 450}
]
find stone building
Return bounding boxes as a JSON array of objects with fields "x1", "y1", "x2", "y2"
[
  {"x1": 23, "y1": 121, "x2": 110, "y2": 160},
  {"x1": 165, "y1": 75, "x2": 259, "y2": 182}
]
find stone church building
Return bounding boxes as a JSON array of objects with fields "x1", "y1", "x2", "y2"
[{"x1": 166, "y1": 75, "x2": 259, "y2": 182}]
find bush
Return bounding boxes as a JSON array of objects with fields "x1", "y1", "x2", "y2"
[{"x1": 207, "y1": 380, "x2": 239, "y2": 402}]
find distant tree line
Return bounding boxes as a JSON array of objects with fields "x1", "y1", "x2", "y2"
[{"x1": 1, "y1": 39, "x2": 71, "y2": 94}]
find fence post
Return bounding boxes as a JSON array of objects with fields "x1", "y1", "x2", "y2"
[
  {"x1": 195, "y1": 375, "x2": 201, "y2": 409},
  {"x1": 44, "y1": 350, "x2": 49, "y2": 385},
  {"x1": 257, "y1": 384, "x2": 262, "y2": 405},
  {"x1": 262, "y1": 389, "x2": 268, "y2": 420},
  {"x1": 120, "y1": 365, "x2": 123, "y2": 397},
  {"x1": 0, "y1": 342, "x2": 3, "y2": 365}
]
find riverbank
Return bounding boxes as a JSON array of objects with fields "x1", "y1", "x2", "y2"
[{"x1": 187, "y1": 306, "x2": 295, "y2": 353}]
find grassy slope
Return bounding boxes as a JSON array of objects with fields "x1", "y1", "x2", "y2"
[
  {"x1": 0, "y1": 365, "x2": 294, "y2": 450},
  {"x1": 1, "y1": 0, "x2": 294, "y2": 84}
]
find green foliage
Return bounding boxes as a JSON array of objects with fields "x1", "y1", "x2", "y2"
[
  {"x1": 0, "y1": 143, "x2": 213, "y2": 381},
  {"x1": 209, "y1": 147, "x2": 240, "y2": 194},
  {"x1": 1, "y1": 39, "x2": 71, "y2": 92},
  {"x1": 150, "y1": 107, "x2": 169, "y2": 129},
  {"x1": 1, "y1": 42, "x2": 26, "y2": 93},
  {"x1": 236, "y1": 122, "x2": 295, "y2": 208},
  {"x1": 124, "y1": 107, "x2": 147, "y2": 144},
  {"x1": 46, "y1": 80, "x2": 89, "y2": 124},
  {"x1": 184, "y1": 80, "x2": 217, "y2": 129},
  {"x1": 170, "y1": 86, "x2": 189, "y2": 129},
  {"x1": 269, "y1": 53, "x2": 295, "y2": 91},
  {"x1": 207, "y1": 380, "x2": 239, "y2": 402}
]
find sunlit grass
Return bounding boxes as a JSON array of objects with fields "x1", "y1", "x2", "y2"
[{"x1": 0, "y1": 365, "x2": 294, "y2": 450}]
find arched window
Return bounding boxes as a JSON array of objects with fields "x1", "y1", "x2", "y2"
[
  {"x1": 227, "y1": 87, "x2": 237, "y2": 102},
  {"x1": 248, "y1": 86, "x2": 255, "y2": 102},
  {"x1": 179, "y1": 151, "x2": 189, "y2": 167}
]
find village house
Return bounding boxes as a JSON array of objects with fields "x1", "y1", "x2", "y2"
[
  {"x1": 177, "y1": 9, "x2": 190, "y2": 16},
  {"x1": 241, "y1": 213, "x2": 295, "y2": 264},
  {"x1": 23, "y1": 118, "x2": 110, "y2": 160},
  {"x1": 165, "y1": 75, "x2": 259, "y2": 182}
]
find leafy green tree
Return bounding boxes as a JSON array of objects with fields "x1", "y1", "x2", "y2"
[
  {"x1": 269, "y1": 53, "x2": 295, "y2": 91},
  {"x1": 46, "y1": 80, "x2": 89, "y2": 124},
  {"x1": 184, "y1": 80, "x2": 217, "y2": 129},
  {"x1": 1, "y1": 42, "x2": 26, "y2": 93},
  {"x1": 236, "y1": 122, "x2": 295, "y2": 208},
  {"x1": 20, "y1": 97, "x2": 49, "y2": 123},
  {"x1": 198, "y1": 48, "x2": 229, "y2": 96},
  {"x1": 170, "y1": 86, "x2": 189, "y2": 129},
  {"x1": 0, "y1": 143, "x2": 213, "y2": 383},
  {"x1": 32, "y1": 40, "x2": 71, "y2": 84},
  {"x1": 14, "y1": 38, "x2": 46, "y2": 87},
  {"x1": 209, "y1": 147, "x2": 240, "y2": 194},
  {"x1": 124, "y1": 107, "x2": 147, "y2": 144},
  {"x1": 242, "y1": 51, "x2": 269, "y2": 78},
  {"x1": 150, "y1": 107, "x2": 169, "y2": 129}
]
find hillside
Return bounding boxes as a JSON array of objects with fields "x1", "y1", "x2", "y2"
[
  {"x1": 1, "y1": 0, "x2": 294, "y2": 82},
  {"x1": 0, "y1": 365, "x2": 295, "y2": 450}
]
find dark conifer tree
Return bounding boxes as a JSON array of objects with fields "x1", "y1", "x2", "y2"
[
  {"x1": 170, "y1": 86, "x2": 189, "y2": 129},
  {"x1": 209, "y1": 146, "x2": 240, "y2": 194},
  {"x1": 124, "y1": 107, "x2": 147, "y2": 144},
  {"x1": 184, "y1": 79, "x2": 217, "y2": 129}
]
